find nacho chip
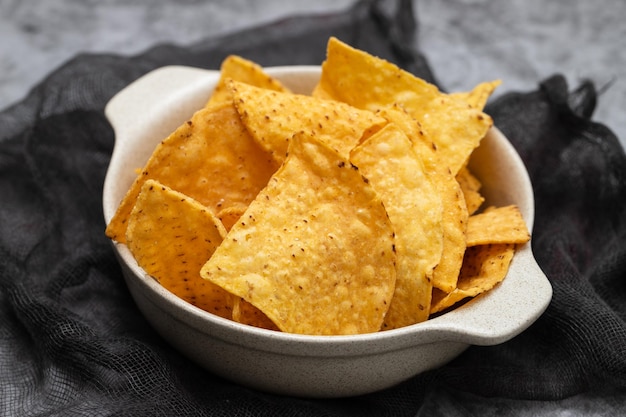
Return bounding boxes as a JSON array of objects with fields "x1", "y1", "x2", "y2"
[
  {"x1": 466, "y1": 205, "x2": 530, "y2": 246},
  {"x1": 351, "y1": 124, "x2": 442, "y2": 328},
  {"x1": 126, "y1": 180, "x2": 233, "y2": 318},
  {"x1": 314, "y1": 37, "x2": 492, "y2": 175},
  {"x1": 229, "y1": 80, "x2": 387, "y2": 163},
  {"x1": 450, "y1": 79, "x2": 502, "y2": 110},
  {"x1": 200, "y1": 133, "x2": 397, "y2": 335},
  {"x1": 430, "y1": 243, "x2": 515, "y2": 314},
  {"x1": 206, "y1": 55, "x2": 290, "y2": 107},
  {"x1": 313, "y1": 36, "x2": 440, "y2": 111},
  {"x1": 375, "y1": 106, "x2": 467, "y2": 293},
  {"x1": 456, "y1": 165, "x2": 485, "y2": 215},
  {"x1": 105, "y1": 101, "x2": 280, "y2": 243},
  {"x1": 430, "y1": 169, "x2": 469, "y2": 292}
]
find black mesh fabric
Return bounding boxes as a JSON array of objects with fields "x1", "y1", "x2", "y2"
[{"x1": 2, "y1": 0, "x2": 626, "y2": 415}]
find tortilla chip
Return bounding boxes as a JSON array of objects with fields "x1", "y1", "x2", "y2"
[
  {"x1": 450, "y1": 79, "x2": 502, "y2": 110},
  {"x1": 105, "y1": 101, "x2": 280, "y2": 243},
  {"x1": 314, "y1": 36, "x2": 492, "y2": 176},
  {"x1": 206, "y1": 55, "x2": 290, "y2": 107},
  {"x1": 375, "y1": 105, "x2": 467, "y2": 293},
  {"x1": 430, "y1": 243, "x2": 515, "y2": 313},
  {"x1": 466, "y1": 205, "x2": 530, "y2": 246},
  {"x1": 126, "y1": 180, "x2": 233, "y2": 318},
  {"x1": 351, "y1": 124, "x2": 442, "y2": 328},
  {"x1": 229, "y1": 80, "x2": 387, "y2": 163},
  {"x1": 200, "y1": 133, "x2": 397, "y2": 335},
  {"x1": 314, "y1": 37, "x2": 440, "y2": 111},
  {"x1": 430, "y1": 169, "x2": 469, "y2": 292}
]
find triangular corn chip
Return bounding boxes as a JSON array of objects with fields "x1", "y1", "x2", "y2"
[
  {"x1": 351, "y1": 124, "x2": 442, "y2": 328},
  {"x1": 431, "y1": 243, "x2": 515, "y2": 314},
  {"x1": 229, "y1": 80, "x2": 387, "y2": 163},
  {"x1": 126, "y1": 180, "x2": 233, "y2": 318},
  {"x1": 201, "y1": 133, "x2": 396, "y2": 335},
  {"x1": 466, "y1": 205, "x2": 530, "y2": 246},
  {"x1": 314, "y1": 37, "x2": 493, "y2": 175}
]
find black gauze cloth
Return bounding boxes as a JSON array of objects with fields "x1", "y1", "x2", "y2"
[{"x1": 1, "y1": 0, "x2": 626, "y2": 415}]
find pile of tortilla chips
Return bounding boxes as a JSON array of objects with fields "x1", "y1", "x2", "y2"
[{"x1": 105, "y1": 37, "x2": 530, "y2": 335}]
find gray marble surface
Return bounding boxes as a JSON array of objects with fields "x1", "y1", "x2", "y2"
[{"x1": 1, "y1": 0, "x2": 624, "y2": 149}]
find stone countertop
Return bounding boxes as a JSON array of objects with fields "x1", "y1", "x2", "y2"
[{"x1": 1, "y1": 0, "x2": 624, "y2": 148}]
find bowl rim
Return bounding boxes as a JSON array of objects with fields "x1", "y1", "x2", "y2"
[{"x1": 103, "y1": 65, "x2": 552, "y2": 356}]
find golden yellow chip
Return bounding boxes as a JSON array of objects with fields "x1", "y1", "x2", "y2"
[
  {"x1": 430, "y1": 243, "x2": 515, "y2": 314},
  {"x1": 314, "y1": 37, "x2": 492, "y2": 176},
  {"x1": 313, "y1": 36, "x2": 440, "y2": 111},
  {"x1": 228, "y1": 80, "x2": 387, "y2": 163},
  {"x1": 351, "y1": 124, "x2": 442, "y2": 328},
  {"x1": 430, "y1": 169, "x2": 469, "y2": 292},
  {"x1": 375, "y1": 105, "x2": 467, "y2": 293},
  {"x1": 466, "y1": 205, "x2": 530, "y2": 246},
  {"x1": 126, "y1": 179, "x2": 233, "y2": 318},
  {"x1": 200, "y1": 133, "x2": 397, "y2": 335},
  {"x1": 450, "y1": 80, "x2": 502, "y2": 110},
  {"x1": 206, "y1": 55, "x2": 290, "y2": 107},
  {"x1": 456, "y1": 165, "x2": 485, "y2": 215},
  {"x1": 105, "y1": 101, "x2": 280, "y2": 243}
]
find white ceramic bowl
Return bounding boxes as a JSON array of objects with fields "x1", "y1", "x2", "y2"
[{"x1": 102, "y1": 65, "x2": 552, "y2": 398}]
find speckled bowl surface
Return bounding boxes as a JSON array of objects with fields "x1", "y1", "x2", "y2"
[{"x1": 102, "y1": 65, "x2": 552, "y2": 398}]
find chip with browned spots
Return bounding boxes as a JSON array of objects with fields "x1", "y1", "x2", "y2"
[
  {"x1": 228, "y1": 79, "x2": 387, "y2": 163},
  {"x1": 466, "y1": 205, "x2": 530, "y2": 246},
  {"x1": 430, "y1": 243, "x2": 515, "y2": 314},
  {"x1": 375, "y1": 105, "x2": 468, "y2": 294},
  {"x1": 351, "y1": 124, "x2": 442, "y2": 328},
  {"x1": 429, "y1": 168, "x2": 469, "y2": 293},
  {"x1": 126, "y1": 179, "x2": 234, "y2": 318},
  {"x1": 200, "y1": 133, "x2": 396, "y2": 335}
]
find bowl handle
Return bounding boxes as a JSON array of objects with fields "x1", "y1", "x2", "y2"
[{"x1": 428, "y1": 246, "x2": 552, "y2": 346}]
